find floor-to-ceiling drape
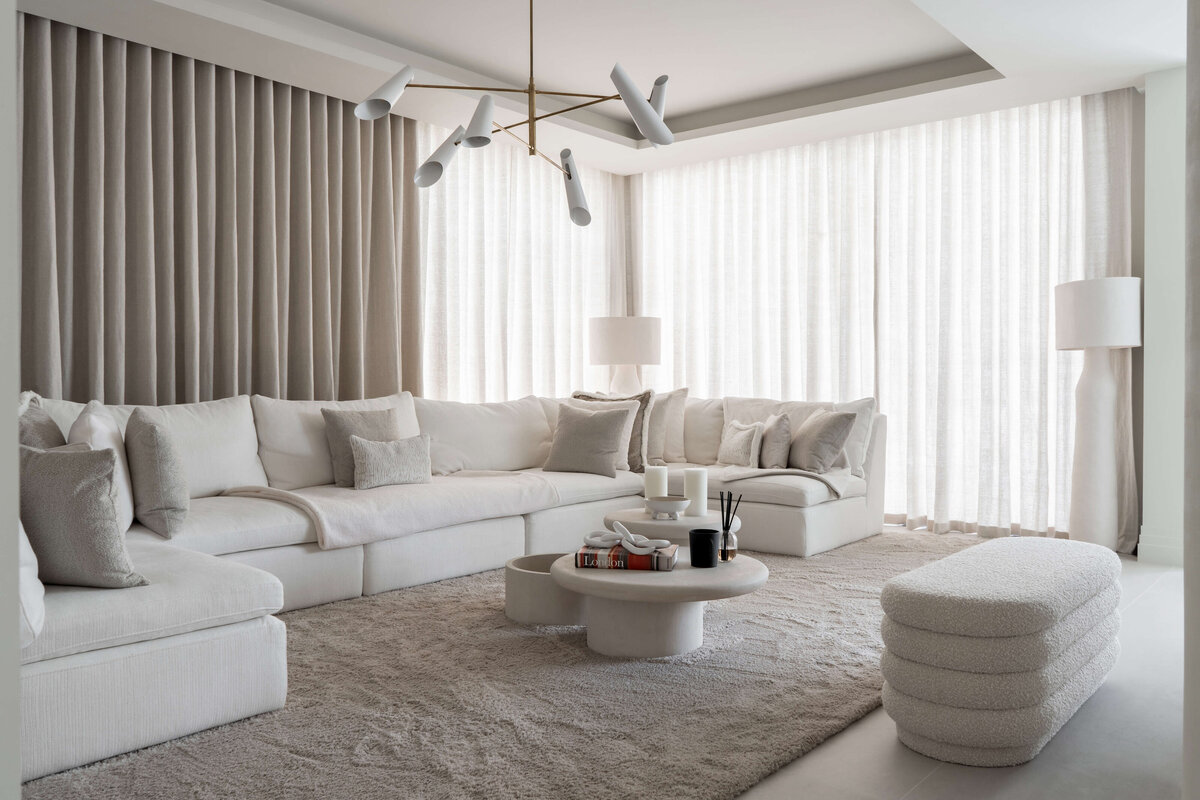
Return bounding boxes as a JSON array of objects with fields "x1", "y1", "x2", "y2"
[
  {"x1": 637, "y1": 90, "x2": 1137, "y2": 549},
  {"x1": 416, "y1": 123, "x2": 629, "y2": 402},
  {"x1": 20, "y1": 15, "x2": 422, "y2": 404}
]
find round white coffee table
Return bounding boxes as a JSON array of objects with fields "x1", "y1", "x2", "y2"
[
  {"x1": 549, "y1": 548, "x2": 768, "y2": 658},
  {"x1": 603, "y1": 508, "x2": 741, "y2": 544}
]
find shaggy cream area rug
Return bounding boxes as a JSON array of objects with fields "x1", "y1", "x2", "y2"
[{"x1": 23, "y1": 531, "x2": 976, "y2": 800}]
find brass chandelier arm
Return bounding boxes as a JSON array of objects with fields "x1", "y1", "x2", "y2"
[
  {"x1": 495, "y1": 123, "x2": 567, "y2": 175},
  {"x1": 535, "y1": 90, "x2": 613, "y2": 99},
  {"x1": 406, "y1": 83, "x2": 530, "y2": 94},
  {"x1": 492, "y1": 95, "x2": 619, "y2": 133}
]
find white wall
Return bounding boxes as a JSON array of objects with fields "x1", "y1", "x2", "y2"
[
  {"x1": 1140, "y1": 67, "x2": 1187, "y2": 567},
  {"x1": 1, "y1": 0, "x2": 21, "y2": 796},
  {"x1": 1185, "y1": 2, "x2": 1200, "y2": 797}
]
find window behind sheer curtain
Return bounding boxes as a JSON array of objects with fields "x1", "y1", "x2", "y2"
[
  {"x1": 416, "y1": 123, "x2": 629, "y2": 402},
  {"x1": 636, "y1": 90, "x2": 1136, "y2": 547}
]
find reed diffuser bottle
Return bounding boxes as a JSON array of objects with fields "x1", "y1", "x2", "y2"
[{"x1": 719, "y1": 491, "x2": 741, "y2": 562}]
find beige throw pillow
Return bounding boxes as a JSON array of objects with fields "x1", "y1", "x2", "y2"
[
  {"x1": 350, "y1": 434, "x2": 432, "y2": 490},
  {"x1": 19, "y1": 446, "x2": 148, "y2": 588},
  {"x1": 717, "y1": 420, "x2": 764, "y2": 467},
  {"x1": 321, "y1": 407, "x2": 408, "y2": 488},
  {"x1": 125, "y1": 408, "x2": 190, "y2": 537},
  {"x1": 789, "y1": 409, "x2": 858, "y2": 473},
  {"x1": 69, "y1": 401, "x2": 136, "y2": 532},
  {"x1": 543, "y1": 404, "x2": 628, "y2": 478},
  {"x1": 565, "y1": 397, "x2": 638, "y2": 471},
  {"x1": 19, "y1": 400, "x2": 66, "y2": 450},
  {"x1": 759, "y1": 413, "x2": 792, "y2": 469},
  {"x1": 571, "y1": 390, "x2": 654, "y2": 473}
]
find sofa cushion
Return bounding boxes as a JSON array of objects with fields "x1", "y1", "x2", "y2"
[
  {"x1": 68, "y1": 401, "x2": 136, "y2": 531},
  {"x1": 646, "y1": 387, "x2": 688, "y2": 465},
  {"x1": 18, "y1": 520, "x2": 45, "y2": 649},
  {"x1": 542, "y1": 404, "x2": 628, "y2": 478},
  {"x1": 415, "y1": 395, "x2": 552, "y2": 475},
  {"x1": 521, "y1": 468, "x2": 644, "y2": 506},
  {"x1": 125, "y1": 495, "x2": 317, "y2": 556},
  {"x1": 251, "y1": 393, "x2": 419, "y2": 490},
  {"x1": 19, "y1": 401, "x2": 67, "y2": 450},
  {"x1": 322, "y1": 407, "x2": 409, "y2": 488},
  {"x1": 20, "y1": 446, "x2": 149, "y2": 589},
  {"x1": 833, "y1": 397, "x2": 878, "y2": 477},
  {"x1": 571, "y1": 389, "x2": 654, "y2": 472},
  {"x1": 683, "y1": 397, "x2": 725, "y2": 465},
  {"x1": 20, "y1": 540, "x2": 283, "y2": 665},
  {"x1": 125, "y1": 408, "x2": 190, "y2": 537}
]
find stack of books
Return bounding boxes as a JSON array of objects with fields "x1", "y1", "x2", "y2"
[{"x1": 575, "y1": 543, "x2": 679, "y2": 571}]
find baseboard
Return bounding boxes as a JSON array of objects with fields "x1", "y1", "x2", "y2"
[{"x1": 1137, "y1": 525, "x2": 1185, "y2": 567}]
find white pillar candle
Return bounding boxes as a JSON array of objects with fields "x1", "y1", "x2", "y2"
[
  {"x1": 683, "y1": 468, "x2": 708, "y2": 517},
  {"x1": 644, "y1": 466, "x2": 668, "y2": 500}
]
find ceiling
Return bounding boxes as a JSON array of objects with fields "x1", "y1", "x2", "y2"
[{"x1": 17, "y1": 0, "x2": 1189, "y2": 175}]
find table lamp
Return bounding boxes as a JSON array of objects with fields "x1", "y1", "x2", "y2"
[
  {"x1": 1055, "y1": 277, "x2": 1142, "y2": 550},
  {"x1": 589, "y1": 316, "x2": 661, "y2": 396}
]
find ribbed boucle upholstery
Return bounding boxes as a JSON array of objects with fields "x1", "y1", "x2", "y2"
[
  {"x1": 880, "y1": 580, "x2": 1120, "y2": 673},
  {"x1": 880, "y1": 537, "x2": 1121, "y2": 767},
  {"x1": 880, "y1": 537, "x2": 1121, "y2": 637},
  {"x1": 884, "y1": 638, "x2": 1119, "y2": 749},
  {"x1": 881, "y1": 613, "x2": 1119, "y2": 709}
]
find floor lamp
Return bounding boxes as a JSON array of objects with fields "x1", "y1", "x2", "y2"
[{"x1": 1055, "y1": 277, "x2": 1142, "y2": 551}]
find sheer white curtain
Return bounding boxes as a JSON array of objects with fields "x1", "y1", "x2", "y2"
[
  {"x1": 416, "y1": 123, "x2": 628, "y2": 402},
  {"x1": 637, "y1": 90, "x2": 1136, "y2": 547}
]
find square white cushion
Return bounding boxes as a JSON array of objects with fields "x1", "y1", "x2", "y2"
[
  {"x1": 565, "y1": 398, "x2": 638, "y2": 471},
  {"x1": 140, "y1": 396, "x2": 269, "y2": 498},
  {"x1": 251, "y1": 393, "x2": 418, "y2": 490},
  {"x1": 415, "y1": 395, "x2": 553, "y2": 476},
  {"x1": 684, "y1": 397, "x2": 725, "y2": 465},
  {"x1": 68, "y1": 401, "x2": 135, "y2": 531},
  {"x1": 38, "y1": 396, "x2": 271, "y2": 498},
  {"x1": 18, "y1": 520, "x2": 45, "y2": 649},
  {"x1": 646, "y1": 388, "x2": 688, "y2": 465}
]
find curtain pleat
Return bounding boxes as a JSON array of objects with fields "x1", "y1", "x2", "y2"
[
  {"x1": 19, "y1": 15, "x2": 420, "y2": 403},
  {"x1": 638, "y1": 89, "x2": 1136, "y2": 549},
  {"x1": 415, "y1": 123, "x2": 627, "y2": 402}
]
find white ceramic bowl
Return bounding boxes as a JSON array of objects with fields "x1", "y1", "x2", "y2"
[{"x1": 645, "y1": 495, "x2": 690, "y2": 519}]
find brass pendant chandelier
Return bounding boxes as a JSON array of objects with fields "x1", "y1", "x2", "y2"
[{"x1": 354, "y1": 0, "x2": 674, "y2": 226}]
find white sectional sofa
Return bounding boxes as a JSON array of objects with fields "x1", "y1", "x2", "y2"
[{"x1": 22, "y1": 390, "x2": 885, "y2": 780}]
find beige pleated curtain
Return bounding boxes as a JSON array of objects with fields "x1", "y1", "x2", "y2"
[{"x1": 19, "y1": 15, "x2": 423, "y2": 404}]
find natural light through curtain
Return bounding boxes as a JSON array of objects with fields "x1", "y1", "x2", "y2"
[
  {"x1": 637, "y1": 90, "x2": 1136, "y2": 546},
  {"x1": 416, "y1": 124, "x2": 629, "y2": 402}
]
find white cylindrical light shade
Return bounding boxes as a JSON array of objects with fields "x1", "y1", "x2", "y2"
[
  {"x1": 648, "y1": 75, "x2": 668, "y2": 118},
  {"x1": 355, "y1": 66, "x2": 415, "y2": 121},
  {"x1": 610, "y1": 63, "x2": 675, "y2": 146},
  {"x1": 462, "y1": 95, "x2": 494, "y2": 148},
  {"x1": 560, "y1": 149, "x2": 591, "y2": 227},
  {"x1": 683, "y1": 468, "x2": 708, "y2": 517},
  {"x1": 644, "y1": 466, "x2": 668, "y2": 500},
  {"x1": 414, "y1": 126, "x2": 465, "y2": 188},
  {"x1": 589, "y1": 316, "x2": 661, "y2": 365},
  {"x1": 1055, "y1": 277, "x2": 1142, "y2": 350}
]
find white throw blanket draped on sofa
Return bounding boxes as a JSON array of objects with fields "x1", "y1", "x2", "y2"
[
  {"x1": 225, "y1": 472, "x2": 561, "y2": 550},
  {"x1": 714, "y1": 466, "x2": 857, "y2": 499}
]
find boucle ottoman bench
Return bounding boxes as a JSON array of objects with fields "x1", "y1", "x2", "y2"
[{"x1": 879, "y1": 537, "x2": 1121, "y2": 767}]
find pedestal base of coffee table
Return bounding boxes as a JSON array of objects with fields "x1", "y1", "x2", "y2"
[
  {"x1": 549, "y1": 548, "x2": 768, "y2": 660},
  {"x1": 584, "y1": 596, "x2": 706, "y2": 658}
]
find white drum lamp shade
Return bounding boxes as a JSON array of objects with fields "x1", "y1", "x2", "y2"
[
  {"x1": 1055, "y1": 277, "x2": 1143, "y2": 350},
  {"x1": 1055, "y1": 277, "x2": 1142, "y2": 551},
  {"x1": 589, "y1": 316, "x2": 661, "y2": 395}
]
